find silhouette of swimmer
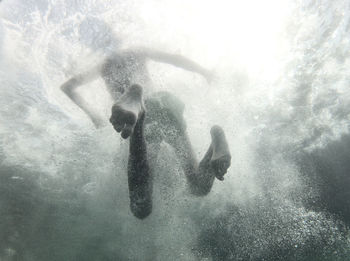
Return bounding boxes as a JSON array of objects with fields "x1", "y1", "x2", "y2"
[{"x1": 60, "y1": 18, "x2": 231, "y2": 219}]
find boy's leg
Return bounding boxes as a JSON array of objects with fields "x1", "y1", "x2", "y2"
[
  {"x1": 168, "y1": 125, "x2": 231, "y2": 196},
  {"x1": 110, "y1": 84, "x2": 153, "y2": 219},
  {"x1": 127, "y1": 112, "x2": 152, "y2": 219},
  {"x1": 150, "y1": 92, "x2": 231, "y2": 196}
]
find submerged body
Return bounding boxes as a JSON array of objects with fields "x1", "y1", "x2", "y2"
[
  {"x1": 61, "y1": 47, "x2": 231, "y2": 219},
  {"x1": 101, "y1": 51, "x2": 150, "y2": 98}
]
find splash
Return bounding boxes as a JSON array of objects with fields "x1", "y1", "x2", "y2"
[{"x1": 1, "y1": 0, "x2": 350, "y2": 260}]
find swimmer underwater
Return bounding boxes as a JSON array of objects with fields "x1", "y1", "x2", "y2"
[{"x1": 60, "y1": 18, "x2": 231, "y2": 219}]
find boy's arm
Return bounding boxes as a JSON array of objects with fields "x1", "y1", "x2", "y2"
[
  {"x1": 60, "y1": 64, "x2": 105, "y2": 128},
  {"x1": 138, "y1": 48, "x2": 213, "y2": 82}
]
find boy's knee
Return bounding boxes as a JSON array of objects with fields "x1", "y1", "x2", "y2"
[
  {"x1": 188, "y1": 183, "x2": 212, "y2": 197},
  {"x1": 130, "y1": 202, "x2": 152, "y2": 219}
]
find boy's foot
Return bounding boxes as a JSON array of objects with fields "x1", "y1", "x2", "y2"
[
  {"x1": 110, "y1": 84, "x2": 145, "y2": 139},
  {"x1": 209, "y1": 125, "x2": 231, "y2": 181}
]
